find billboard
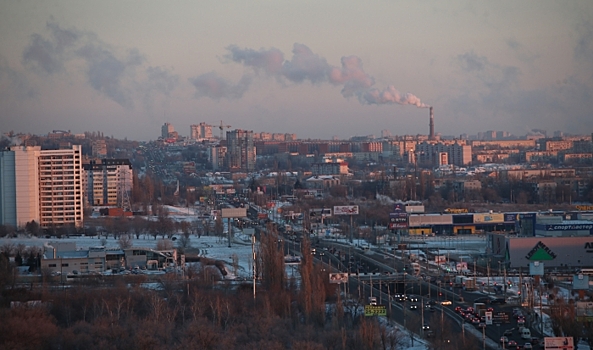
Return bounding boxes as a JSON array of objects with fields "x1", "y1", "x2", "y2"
[
  {"x1": 329, "y1": 273, "x2": 349, "y2": 284},
  {"x1": 309, "y1": 208, "x2": 332, "y2": 218},
  {"x1": 333, "y1": 205, "x2": 359, "y2": 216},
  {"x1": 492, "y1": 311, "x2": 511, "y2": 324},
  {"x1": 485, "y1": 311, "x2": 492, "y2": 325},
  {"x1": 221, "y1": 208, "x2": 247, "y2": 218},
  {"x1": 544, "y1": 337, "x2": 573, "y2": 349},
  {"x1": 473, "y1": 213, "x2": 505, "y2": 223},
  {"x1": 364, "y1": 305, "x2": 387, "y2": 316},
  {"x1": 389, "y1": 212, "x2": 408, "y2": 229},
  {"x1": 529, "y1": 261, "x2": 545, "y2": 276},
  {"x1": 573, "y1": 274, "x2": 590, "y2": 290},
  {"x1": 576, "y1": 302, "x2": 593, "y2": 322}
]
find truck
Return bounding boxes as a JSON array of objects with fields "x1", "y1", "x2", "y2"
[
  {"x1": 463, "y1": 277, "x2": 477, "y2": 291},
  {"x1": 473, "y1": 302, "x2": 486, "y2": 316},
  {"x1": 454, "y1": 275, "x2": 465, "y2": 288},
  {"x1": 411, "y1": 262, "x2": 421, "y2": 275},
  {"x1": 368, "y1": 297, "x2": 377, "y2": 306}
]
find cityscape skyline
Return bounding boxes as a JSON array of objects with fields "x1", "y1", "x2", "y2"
[{"x1": 1, "y1": 1, "x2": 593, "y2": 141}]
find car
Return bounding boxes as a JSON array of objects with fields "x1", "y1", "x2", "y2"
[
  {"x1": 517, "y1": 318, "x2": 525, "y2": 326},
  {"x1": 503, "y1": 328, "x2": 514, "y2": 336},
  {"x1": 409, "y1": 304, "x2": 418, "y2": 310},
  {"x1": 408, "y1": 296, "x2": 419, "y2": 302},
  {"x1": 478, "y1": 322, "x2": 486, "y2": 329},
  {"x1": 500, "y1": 336, "x2": 509, "y2": 344},
  {"x1": 422, "y1": 324, "x2": 430, "y2": 330},
  {"x1": 507, "y1": 340, "x2": 517, "y2": 347},
  {"x1": 490, "y1": 298, "x2": 506, "y2": 305},
  {"x1": 486, "y1": 307, "x2": 494, "y2": 312},
  {"x1": 471, "y1": 318, "x2": 480, "y2": 325},
  {"x1": 440, "y1": 300, "x2": 452, "y2": 305},
  {"x1": 455, "y1": 306, "x2": 462, "y2": 313},
  {"x1": 522, "y1": 343, "x2": 533, "y2": 349},
  {"x1": 474, "y1": 297, "x2": 491, "y2": 304}
]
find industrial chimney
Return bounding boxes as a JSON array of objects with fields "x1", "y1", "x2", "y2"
[{"x1": 429, "y1": 106, "x2": 435, "y2": 140}]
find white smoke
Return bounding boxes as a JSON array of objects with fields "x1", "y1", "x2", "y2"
[{"x1": 191, "y1": 43, "x2": 429, "y2": 107}]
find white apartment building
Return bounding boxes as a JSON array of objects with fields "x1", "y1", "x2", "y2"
[
  {"x1": 1, "y1": 145, "x2": 84, "y2": 229},
  {"x1": 38, "y1": 145, "x2": 84, "y2": 228}
]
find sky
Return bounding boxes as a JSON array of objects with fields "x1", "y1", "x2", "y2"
[{"x1": 1, "y1": 1, "x2": 592, "y2": 141}]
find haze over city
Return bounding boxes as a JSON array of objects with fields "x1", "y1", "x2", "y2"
[{"x1": 1, "y1": 1, "x2": 592, "y2": 140}]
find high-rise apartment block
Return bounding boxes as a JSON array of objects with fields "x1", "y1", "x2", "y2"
[
  {"x1": 161, "y1": 123, "x2": 174, "y2": 139},
  {"x1": 83, "y1": 159, "x2": 133, "y2": 207},
  {"x1": 226, "y1": 129, "x2": 256, "y2": 171},
  {"x1": 190, "y1": 123, "x2": 213, "y2": 140},
  {"x1": 1, "y1": 145, "x2": 84, "y2": 228}
]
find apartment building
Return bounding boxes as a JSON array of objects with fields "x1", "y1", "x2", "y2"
[
  {"x1": 38, "y1": 145, "x2": 84, "y2": 228},
  {"x1": 0, "y1": 145, "x2": 84, "y2": 228},
  {"x1": 0, "y1": 146, "x2": 40, "y2": 227},
  {"x1": 226, "y1": 129, "x2": 256, "y2": 171},
  {"x1": 190, "y1": 122, "x2": 213, "y2": 140},
  {"x1": 82, "y1": 159, "x2": 133, "y2": 206}
]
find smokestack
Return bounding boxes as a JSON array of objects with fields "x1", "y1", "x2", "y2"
[{"x1": 429, "y1": 106, "x2": 435, "y2": 140}]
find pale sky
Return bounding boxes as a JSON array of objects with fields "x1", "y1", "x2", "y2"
[{"x1": 1, "y1": 1, "x2": 592, "y2": 141}]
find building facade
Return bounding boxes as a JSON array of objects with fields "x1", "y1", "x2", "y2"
[
  {"x1": 83, "y1": 159, "x2": 133, "y2": 207},
  {"x1": 0, "y1": 145, "x2": 84, "y2": 228},
  {"x1": 38, "y1": 145, "x2": 84, "y2": 228},
  {"x1": 226, "y1": 129, "x2": 256, "y2": 171}
]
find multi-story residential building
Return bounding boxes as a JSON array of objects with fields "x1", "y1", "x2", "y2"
[
  {"x1": 415, "y1": 141, "x2": 472, "y2": 166},
  {"x1": 82, "y1": 159, "x2": 133, "y2": 207},
  {"x1": 1, "y1": 145, "x2": 84, "y2": 229},
  {"x1": 37, "y1": 146, "x2": 84, "y2": 228},
  {"x1": 91, "y1": 139, "x2": 107, "y2": 158},
  {"x1": 190, "y1": 122, "x2": 213, "y2": 140},
  {"x1": 538, "y1": 139, "x2": 573, "y2": 152},
  {"x1": 311, "y1": 162, "x2": 349, "y2": 176},
  {"x1": 209, "y1": 146, "x2": 227, "y2": 171},
  {"x1": 0, "y1": 146, "x2": 40, "y2": 228},
  {"x1": 161, "y1": 123, "x2": 174, "y2": 139},
  {"x1": 226, "y1": 129, "x2": 256, "y2": 171}
]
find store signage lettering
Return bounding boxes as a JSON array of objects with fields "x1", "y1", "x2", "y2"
[{"x1": 547, "y1": 224, "x2": 593, "y2": 231}]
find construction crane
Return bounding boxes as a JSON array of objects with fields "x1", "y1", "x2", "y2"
[{"x1": 218, "y1": 120, "x2": 231, "y2": 140}]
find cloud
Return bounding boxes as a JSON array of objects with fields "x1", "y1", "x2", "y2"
[
  {"x1": 450, "y1": 50, "x2": 593, "y2": 134},
  {"x1": 188, "y1": 72, "x2": 252, "y2": 100},
  {"x1": 225, "y1": 45, "x2": 284, "y2": 75},
  {"x1": 575, "y1": 20, "x2": 593, "y2": 63},
  {"x1": 457, "y1": 51, "x2": 488, "y2": 72},
  {"x1": 505, "y1": 37, "x2": 539, "y2": 63},
  {"x1": 0, "y1": 55, "x2": 37, "y2": 101},
  {"x1": 21, "y1": 20, "x2": 178, "y2": 110},
  {"x1": 192, "y1": 43, "x2": 429, "y2": 108}
]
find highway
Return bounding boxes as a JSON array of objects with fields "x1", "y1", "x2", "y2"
[{"x1": 304, "y1": 238, "x2": 543, "y2": 349}]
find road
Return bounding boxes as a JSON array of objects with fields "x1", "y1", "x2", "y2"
[{"x1": 307, "y1": 239, "x2": 543, "y2": 349}]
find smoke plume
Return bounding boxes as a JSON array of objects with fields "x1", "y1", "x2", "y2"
[
  {"x1": 22, "y1": 20, "x2": 179, "y2": 109},
  {"x1": 191, "y1": 43, "x2": 428, "y2": 107}
]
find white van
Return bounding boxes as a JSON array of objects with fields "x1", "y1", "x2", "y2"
[{"x1": 520, "y1": 328, "x2": 531, "y2": 339}]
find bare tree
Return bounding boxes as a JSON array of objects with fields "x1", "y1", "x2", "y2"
[
  {"x1": 118, "y1": 234, "x2": 133, "y2": 250},
  {"x1": 156, "y1": 239, "x2": 174, "y2": 251}
]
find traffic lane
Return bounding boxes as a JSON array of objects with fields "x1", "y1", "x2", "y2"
[{"x1": 352, "y1": 278, "x2": 473, "y2": 346}]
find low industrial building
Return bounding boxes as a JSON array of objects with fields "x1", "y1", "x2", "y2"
[{"x1": 41, "y1": 242, "x2": 176, "y2": 275}]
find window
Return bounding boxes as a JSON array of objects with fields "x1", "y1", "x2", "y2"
[
  {"x1": 62, "y1": 263, "x2": 69, "y2": 267},
  {"x1": 48, "y1": 264, "x2": 56, "y2": 268}
]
